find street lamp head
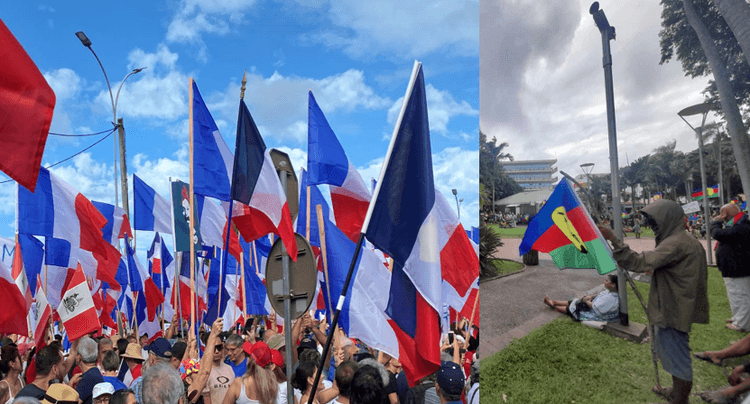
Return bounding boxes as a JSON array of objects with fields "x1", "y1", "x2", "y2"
[
  {"x1": 589, "y1": 2, "x2": 599, "y2": 14},
  {"x1": 132, "y1": 67, "x2": 146, "y2": 74},
  {"x1": 75, "y1": 31, "x2": 92, "y2": 48},
  {"x1": 459, "y1": 198, "x2": 464, "y2": 203},
  {"x1": 451, "y1": 189, "x2": 457, "y2": 196}
]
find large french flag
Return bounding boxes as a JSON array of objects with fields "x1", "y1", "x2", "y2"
[
  {"x1": 18, "y1": 168, "x2": 122, "y2": 290},
  {"x1": 59, "y1": 264, "x2": 100, "y2": 341},
  {"x1": 307, "y1": 91, "x2": 371, "y2": 242},
  {"x1": 363, "y1": 62, "x2": 441, "y2": 386},
  {"x1": 230, "y1": 99, "x2": 297, "y2": 261},
  {"x1": 0, "y1": 256, "x2": 29, "y2": 335},
  {"x1": 92, "y1": 201, "x2": 132, "y2": 246},
  {"x1": 192, "y1": 81, "x2": 234, "y2": 202},
  {"x1": 133, "y1": 174, "x2": 172, "y2": 234}
]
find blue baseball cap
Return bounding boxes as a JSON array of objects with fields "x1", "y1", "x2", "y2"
[
  {"x1": 145, "y1": 337, "x2": 173, "y2": 358},
  {"x1": 437, "y1": 362, "x2": 465, "y2": 396}
]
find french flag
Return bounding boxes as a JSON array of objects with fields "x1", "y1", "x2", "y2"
[
  {"x1": 18, "y1": 234, "x2": 44, "y2": 299},
  {"x1": 92, "y1": 201, "x2": 133, "y2": 246},
  {"x1": 126, "y1": 243, "x2": 164, "y2": 322},
  {"x1": 59, "y1": 263, "x2": 100, "y2": 341},
  {"x1": 147, "y1": 232, "x2": 174, "y2": 295},
  {"x1": 0, "y1": 254, "x2": 29, "y2": 335},
  {"x1": 230, "y1": 99, "x2": 297, "y2": 261},
  {"x1": 363, "y1": 62, "x2": 441, "y2": 386},
  {"x1": 133, "y1": 174, "x2": 172, "y2": 234},
  {"x1": 18, "y1": 168, "x2": 122, "y2": 290},
  {"x1": 33, "y1": 275, "x2": 52, "y2": 345},
  {"x1": 434, "y1": 191, "x2": 479, "y2": 312},
  {"x1": 196, "y1": 195, "x2": 228, "y2": 249},
  {"x1": 307, "y1": 91, "x2": 371, "y2": 242},
  {"x1": 192, "y1": 80, "x2": 234, "y2": 202}
]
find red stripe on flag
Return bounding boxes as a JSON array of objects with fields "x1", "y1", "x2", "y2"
[
  {"x1": 144, "y1": 277, "x2": 165, "y2": 321},
  {"x1": 0, "y1": 276, "x2": 29, "y2": 336},
  {"x1": 440, "y1": 223, "x2": 479, "y2": 296},
  {"x1": 234, "y1": 203, "x2": 298, "y2": 261},
  {"x1": 388, "y1": 293, "x2": 440, "y2": 387},
  {"x1": 532, "y1": 206, "x2": 597, "y2": 252},
  {"x1": 330, "y1": 193, "x2": 369, "y2": 243},
  {"x1": 74, "y1": 194, "x2": 122, "y2": 290},
  {"x1": 0, "y1": 20, "x2": 56, "y2": 193}
]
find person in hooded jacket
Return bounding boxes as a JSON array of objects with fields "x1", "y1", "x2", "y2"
[{"x1": 598, "y1": 199, "x2": 709, "y2": 404}]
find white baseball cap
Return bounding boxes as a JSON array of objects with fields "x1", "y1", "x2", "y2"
[{"x1": 92, "y1": 382, "x2": 115, "y2": 399}]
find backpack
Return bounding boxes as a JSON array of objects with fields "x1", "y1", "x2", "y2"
[{"x1": 404, "y1": 380, "x2": 435, "y2": 404}]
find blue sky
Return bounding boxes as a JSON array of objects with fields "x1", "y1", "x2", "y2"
[{"x1": 1, "y1": 1, "x2": 479, "y2": 255}]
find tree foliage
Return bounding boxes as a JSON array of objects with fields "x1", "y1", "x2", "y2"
[{"x1": 479, "y1": 129, "x2": 522, "y2": 204}]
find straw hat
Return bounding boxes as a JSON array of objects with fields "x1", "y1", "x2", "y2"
[
  {"x1": 121, "y1": 343, "x2": 145, "y2": 360},
  {"x1": 42, "y1": 384, "x2": 79, "y2": 404}
]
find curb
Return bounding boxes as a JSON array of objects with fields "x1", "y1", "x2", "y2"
[{"x1": 479, "y1": 260, "x2": 527, "y2": 284}]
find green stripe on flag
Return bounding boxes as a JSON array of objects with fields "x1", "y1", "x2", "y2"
[{"x1": 549, "y1": 239, "x2": 617, "y2": 275}]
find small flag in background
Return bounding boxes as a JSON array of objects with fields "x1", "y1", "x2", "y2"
[
  {"x1": 171, "y1": 179, "x2": 202, "y2": 252},
  {"x1": 33, "y1": 275, "x2": 52, "y2": 345},
  {"x1": 519, "y1": 179, "x2": 616, "y2": 275},
  {"x1": 0, "y1": 18, "x2": 56, "y2": 192},
  {"x1": 192, "y1": 81, "x2": 234, "y2": 202},
  {"x1": 59, "y1": 263, "x2": 100, "y2": 341}
]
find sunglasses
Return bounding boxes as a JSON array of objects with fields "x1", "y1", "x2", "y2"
[{"x1": 214, "y1": 345, "x2": 224, "y2": 351}]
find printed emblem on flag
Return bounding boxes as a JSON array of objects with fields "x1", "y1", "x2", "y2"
[
  {"x1": 551, "y1": 206, "x2": 587, "y2": 254},
  {"x1": 63, "y1": 293, "x2": 83, "y2": 314}
]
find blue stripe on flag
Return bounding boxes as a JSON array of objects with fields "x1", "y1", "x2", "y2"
[
  {"x1": 133, "y1": 174, "x2": 157, "y2": 231},
  {"x1": 307, "y1": 91, "x2": 348, "y2": 187},
  {"x1": 193, "y1": 81, "x2": 232, "y2": 201},
  {"x1": 386, "y1": 263, "x2": 417, "y2": 337},
  {"x1": 18, "y1": 167, "x2": 54, "y2": 237},
  {"x1": 19, "y1": 234, "x2": 44, "y2": 294},
  {"x1": 231, "y1": 99, "x2": 267, "y2": 204},
  {"x1": 92, "y1": 201, "x2": 115, "y2": 243},
  {"x1": 297, "y1": 168, "x2": 332, "y2": 248},
  {"x1": 45, "y1": 237, "x2": 71, "y2": 267}
]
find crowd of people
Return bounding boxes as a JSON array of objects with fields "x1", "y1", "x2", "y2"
[{"x1": 0, "y1": 310, "x2": 479, "y2": 404}]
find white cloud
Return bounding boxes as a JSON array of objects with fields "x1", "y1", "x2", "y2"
[
  {"x1": 44, "y1": 68, "x2": 83, "y2": 134},
  {"x1": 94, "y1": 46, "x2": 188, "y2": 121},
  {"x1": 299, "y1": 0, "x2": 478, "y2": 60},
  {"x1": 387, "y1": 84, "x2": 477, "y2": 136},
  {"x1": 49, "y1": 153, "x2": 115, "y2": 205},
  {"x1": 204, "y1": 69, "x2": 391, "y2": 144},
  {"x1": 131, "y1": 147, "x2": 190, "y2": 198},
  {"x1": 166, "y1": 0, "x2": 257, "y2": 44}
]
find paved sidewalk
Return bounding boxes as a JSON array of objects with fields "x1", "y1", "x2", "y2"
[{"x1": 479, "y1": 235, "x2": 715, "y2": 361}]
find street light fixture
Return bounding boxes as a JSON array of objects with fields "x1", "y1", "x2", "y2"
[
  {"x1": 76, "y1": 31, "x2": 145, "y2": 216},
  {"x1": 452, "y1": 189, "x2": 461, "y2": 221},
  {"x1": 678, "y1": 102, "x2": 714, "y2": 265}
]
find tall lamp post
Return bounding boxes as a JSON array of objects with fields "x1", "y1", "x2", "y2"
[
  {"x1": 452, "y1": 189, "x2": 461, "y2": 221},
  {"x1": 75, "y1": 31, "x2": 145, "y2": 215},
  {"x1": 678, "y1": 102, "x2": 714, "y2": 265},
  {"x1": 580, "y1": 163, "x2": 595, "y2": 189},
  {"x1": 590, "y1": 2, "x2": 627, "y2": 326}
]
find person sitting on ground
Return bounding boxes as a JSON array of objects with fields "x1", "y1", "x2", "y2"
[
  {"x1": 101, "y1": 351, "x2": 128, "y2": 392},
  {"x1": 693, "y1": 335, "x2": 750, "y2": 403},
  {"x1": 543, "y1": 274, "x2": 620, "y2": 322}
]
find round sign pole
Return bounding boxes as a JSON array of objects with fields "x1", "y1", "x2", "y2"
[{"x1": 280, "y1": 171, "x2": 294, "y2": 403}]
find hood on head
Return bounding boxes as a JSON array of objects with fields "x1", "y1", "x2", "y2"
[{"x1": 641, "y1": 199, "x2": 685, "y2": 245}]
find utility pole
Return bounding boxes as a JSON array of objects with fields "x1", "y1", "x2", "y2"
[{"x1": 118, "y1": 118, "x2": 130, "y2": 216}]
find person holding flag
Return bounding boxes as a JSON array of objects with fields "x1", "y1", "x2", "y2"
[{"x1": 598, "y1": 199, "x2": 709, "y2": 404}]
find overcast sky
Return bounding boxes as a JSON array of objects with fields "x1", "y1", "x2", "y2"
[{"x1": 480, "y1": 0, "x2": 720, "y2": 184}]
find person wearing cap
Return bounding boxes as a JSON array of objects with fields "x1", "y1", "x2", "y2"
[
  {"x1": 42, "y1": 383, "x2": 80, "y2": 404},
  {"x1": 222, "y1": 341, "x2": 277, "y2": 404},
  {"x1": 184, "y1": 319, "x2": 227, "y2": 404},
  {"x1": 93, "y1": 382, "x2": 115, "y2": 404},
  {"x1": 131, "y1": 338, "x2": 174, "y2": 404},
  {"x1": 121, "y1": 343, "x2": 145, "y2": 386},
  {"x1": 223, "y1": 335, "x2": 247, "y2": 379},
  {"x1": 76, "y1": 337, "x2": 105, "y2": 404},
  {"x1": 101, "y1": 351, "x2": 128, "y2": 392},
  {"x1": 435, "y1": 362, "x2": 465, "y2": 404}
]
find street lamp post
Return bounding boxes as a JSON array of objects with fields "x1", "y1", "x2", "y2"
[
  {"x1": 75, "y1": 31, "x2": 144, "y2": 216},
  {"x1": 452, "y1": 189, "x2": 461, "y2": 221},
  {"x1": 678, "y1": 102, "x2": 714, "y2": 265},
  {"x1": 590, "y1": 2, "x2": 627, "y2": 326}
]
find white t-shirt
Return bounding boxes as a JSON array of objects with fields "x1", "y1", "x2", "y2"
[{"x1": 294, "y1": 380, "x2": 333, "y2": 404}]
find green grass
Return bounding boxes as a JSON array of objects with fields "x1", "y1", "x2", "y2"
[
  {"x1": 480, "y1": 266, "x2": 744, "y2": 404},
  {"x1": 488, "y1": 224, "x2": 527, "y2": 238},
  {"x1": 624, "y1": 228, "x2": 655, "y2": 238},
  {"x1": 491, "y1": 258, "x2": 524, "y2": 275}
]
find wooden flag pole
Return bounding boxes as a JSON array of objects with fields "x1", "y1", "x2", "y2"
[
  {"x1": 252, "y1": 241, "x2": 259, "y2": 275},
  {"x1": 306, "y1": 186, "x2": 311, "y2": 241},
  {"x1": 188, "y1": 77, "x2": 196, "y2": 332},
  {"x1": 240, "y1": 251, "x2": 247, "y2": 320},
  {"x1": 467, "y1": 290, "x2": 479, "y2": 333},
  {"x1": 315, "y1": 205, "x2": 334, "y2": 323}
]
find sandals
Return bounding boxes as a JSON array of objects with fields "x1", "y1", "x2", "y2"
[{"x1": 693, "y1": 352, "x2": 722, "y2": 366}]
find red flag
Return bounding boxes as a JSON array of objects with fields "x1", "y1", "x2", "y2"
[
  {"x1": 59, "y1": 263, "x2": 100, "y2": 340},
  {"x1": 0, "y1": 19, "x2": 56, "y2": 192},
  {"x1": 11, "y1": 241, "x2": 33, "y2": 310}
]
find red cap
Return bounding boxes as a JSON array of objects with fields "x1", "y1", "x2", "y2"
[
  {"x1": 244, "y1": 341, "x2": 272, "y2": 368},
  {"x1": 270, "y1": 349, "x2": 283, "y2": 368}
]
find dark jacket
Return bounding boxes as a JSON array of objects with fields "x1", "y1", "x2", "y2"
[
  {"x1": 610, "y1": 200, "x2": 709, "y2": 333},
  {"x1": 712, "y1": 212, "x2": 750, "y2": 278}
]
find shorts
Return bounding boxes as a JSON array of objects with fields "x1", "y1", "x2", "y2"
[{"x1": 654, "y1": 326, "x2": 692, "y2": 381}]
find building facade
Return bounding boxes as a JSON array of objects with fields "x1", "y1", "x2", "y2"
[{"x1": 500, "y1": 159, "x2": 558, "y2": 190}]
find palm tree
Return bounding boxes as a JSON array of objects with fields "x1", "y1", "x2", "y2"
[{"x1": 621, "y1": 155, "x2": 649, "y2": 211}]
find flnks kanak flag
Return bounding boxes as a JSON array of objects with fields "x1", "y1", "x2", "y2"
[
  {"x1": 230, "y1": 99, "x2": 297, "y2": 261},
  {"x1": 59, "y1": 264, "x2": 100, "y2": 341},
  {"x1": 519, "y1": 179, "x2": 616, "y2": 275},
  {"x1": 0, "y1": 256, "x2": 29, "y2": 335},
  {"x1": 307, "y1": 91, "x2": 371, "y2": 241},
  {"x1": 363, "y1": 62, "x2": 440, "y2": 386},
  {"x1": 18, "y1": 168, "x2": 122, "y2": 289},
  {"x1": 0, "y1": 19, "x2": 56, "y2": 193}
]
